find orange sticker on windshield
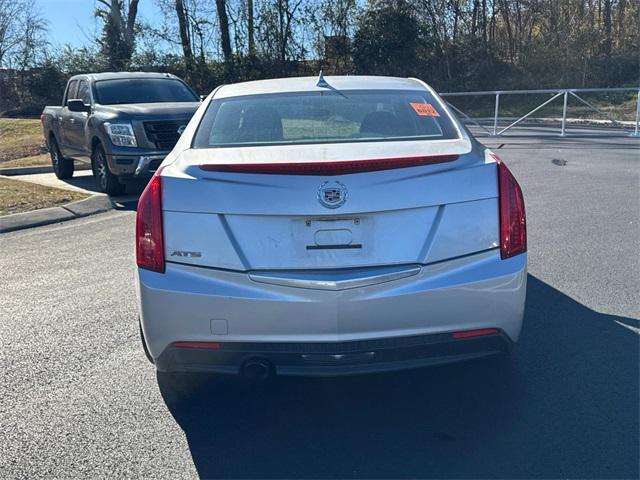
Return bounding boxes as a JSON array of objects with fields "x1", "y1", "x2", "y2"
[{"x1": 410, "y1": 102, "x2": 440, "y2": 117}]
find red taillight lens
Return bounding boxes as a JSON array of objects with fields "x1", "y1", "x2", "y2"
[
  {"x1": 452, "y1": 328, "x2": 499, "y2": 339},
  {"x1": 199, "y1": 155, "x2": 459, "y2": 175},
  {"x1": 136, "y1": 173, "x2": 165, "y2": 273},
  {"x1": 40, "y1": 114, "x2": 45, "y2": 123},
  {"x1": 173, "y1": 342, "x2": 221, "y2": 349},
  {"x1": 497, "y1": 160, "x2": 527, "y2": 259}
]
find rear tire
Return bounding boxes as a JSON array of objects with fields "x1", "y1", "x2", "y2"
[
  {"x1": 92, "y1": 143, "x2": 125, "y2": 196},
  {"x1": 49, "y1": 136, "x2": 74, "y2": 179}
]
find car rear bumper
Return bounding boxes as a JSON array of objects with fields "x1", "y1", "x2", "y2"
[
  {"x1": 136, "y1": 249, "x2": 527, "y2": 375},
  {"x1": 154, "y1": 330, "x2": 513, "y2": 376},
  {"x1": 106, "y1": 153, "x2": 167, "y2": 177}
]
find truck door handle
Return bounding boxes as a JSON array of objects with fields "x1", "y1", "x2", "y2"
[
  {"x1": 69, "y1": 118, "x2": 75, "y2": 124},
  {"x1": 57, "y1": 116, "x2": 63, "y2": 121}
]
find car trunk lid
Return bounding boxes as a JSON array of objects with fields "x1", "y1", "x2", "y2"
[{"x1": 161, "y1": 141, "x2": 499, "y2": 271}]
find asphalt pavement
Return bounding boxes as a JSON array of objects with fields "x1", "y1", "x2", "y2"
[{"x1": 1, "y1": 126, "x2": 638, "y2": 479}]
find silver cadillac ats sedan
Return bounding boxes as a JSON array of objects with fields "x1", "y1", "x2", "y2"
[{"x1": 135, "y1": 76, "x2": 527, "y2": 378}]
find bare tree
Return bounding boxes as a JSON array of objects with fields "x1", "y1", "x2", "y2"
[
  {"x1": 95, "y1": 0, "x2": 140, "y2": 69},
  {"x1": 0, "y1": 0, "x2": 25, "y2": 67},
  {"x1": 0, "y1": 0, "x2": 47, "y2": 69},
  {"x1": 257, "y1": 0, "x2": 305, "y2": 71},
  {"x1": 215, "y1": 0, "x2": 233, "y2": 63},
  {"x1": 247, "y1": 0, "x2": 255, "y2": 56},
  {"x1": 603, "y1": 0, "x2": 612, "y2": 54},
  {"x1": 175, "y1": 0, "x2": 195, "y2": 72},
  {"x1": 14, "y1": 1, "x2": 48, "y2": 71},
  {"x1": 306, "y1": 0, "x2": 356, "y2": 68}
]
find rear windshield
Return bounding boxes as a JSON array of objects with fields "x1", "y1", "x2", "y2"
[
  {"x1": 193, "y1": 90, "x2": 459, "y2": 148},
  {"x1": 95, "y1": 78, "x2": 198, "y2": 105}
]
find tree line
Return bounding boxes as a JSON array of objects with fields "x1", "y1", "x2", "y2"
[{"x1": 0, "y1": 0, "x2": 638, "y2": 115}]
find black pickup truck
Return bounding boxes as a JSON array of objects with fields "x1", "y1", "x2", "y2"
[{"x1": 41, "y1": 72, "x2": 200, "y2": 195}]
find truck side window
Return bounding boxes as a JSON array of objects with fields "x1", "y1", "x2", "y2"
[
  {"x1": 77, "y1": 80, "x2": 91, "y2": 105},
  {"x1": 65, "y1": 80, "x2": 78, "y2": 106}
]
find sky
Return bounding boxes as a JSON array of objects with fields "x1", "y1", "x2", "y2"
[{"x1": 39, "y1": 0, "x2": 161, "y2": 49}]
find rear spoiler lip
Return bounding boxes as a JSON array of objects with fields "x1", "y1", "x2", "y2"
[{"x1": 198, "y1": 154, "x2": 459, "y2": 175}]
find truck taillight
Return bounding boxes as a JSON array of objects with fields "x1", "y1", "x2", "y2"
[
  {"x1": 497, "y1": 160, "x2": 527, "y2": 259},
  {"x1": 136, "y1": 172, "x2": 165, "y2": 273}
]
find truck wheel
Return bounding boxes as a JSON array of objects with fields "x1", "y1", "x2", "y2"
[
  {"x1": 49, "y1": 136, "x2": 74, "y2": 179},
  {"x1": 92, "y1": 144, "x2": 125, "y2": 196}
]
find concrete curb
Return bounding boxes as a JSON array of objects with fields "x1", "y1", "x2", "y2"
[
  {"x1": 0, "y1": 164, "x2": 92, "y2": 176},
  {"x1": 0, "y1": 194, "x2": 113, "y2": 234}
]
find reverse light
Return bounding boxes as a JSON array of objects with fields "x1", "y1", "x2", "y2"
[
  {"x1": 496, "y1": 156, "x2": 527, "y2": 259},
  {"x1": 105, "y1": 122, "x2": 138, "y2": 147},
  {"x1": 199, "y1": 155, "x2": 459, "y2": 175},
  {"x1": 136, "y1": 172, "x2": 164, "y2": 273}
]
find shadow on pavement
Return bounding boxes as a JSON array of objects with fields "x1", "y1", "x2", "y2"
[
  {"x1": 55, "y1": 171, "x2": 144, "y2": 210},
  {"x1": 110, "y1": 181, "x2": 145, "y2": 211},
  {"x1": 58, "y1": 171, "x2": 103, "y2": 193},
  {"x1": 157, "y1": 274, "x2": 639, "y2": 479},
  {"x1": 111, "y1": 199, "x2": 139, "y2": 211}
]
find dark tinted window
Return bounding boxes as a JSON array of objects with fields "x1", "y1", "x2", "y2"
[
  {"x1": 193, "y1": 90, "x2": 459, "y2": 147},
  {"x1": 95, "y1": 78, "x2": 198, "y2": 105},
  {"x1": 76, "y1": 80, "x2": 91, "y2": 104},
  {"x1": 64, "y1": 80, "x2": 78, "y2": 105}
]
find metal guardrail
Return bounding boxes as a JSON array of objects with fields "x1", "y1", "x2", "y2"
[{"x1": 440, "y1": 87, "x2": 640, "y2": 137}]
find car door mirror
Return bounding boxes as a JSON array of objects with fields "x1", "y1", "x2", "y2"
[{"x1": 67, "y1": 99, "x2": 90, "y2": 113}]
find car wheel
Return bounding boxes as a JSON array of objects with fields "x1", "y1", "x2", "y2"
[
  {"x1": 49, "y1": 136, "x2": 74, "y2": 179},
  {"x1": 139, "y1": 318, "x2": 154, "y2": 364},
  {"x1": 92, "y1": 143, "x2": 125, "y2": 196}
]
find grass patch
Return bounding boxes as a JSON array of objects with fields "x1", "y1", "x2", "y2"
[
  {"x1": 1, "y1": 154, "x2": 51, "y2": 169},
  {"x1": 0, "y1": 118, "x2": 44, "y2": 163},
  {"x1": 0, "y1": 177, "x2": 88, "y2": 216}
]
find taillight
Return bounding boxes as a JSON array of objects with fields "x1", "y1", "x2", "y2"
[
  {"x1": 452, "y1": 328, "x2": 499, "y2": 339},
  {"x1": 40, "y1": 114, "x2": 45, "y2": 123},
  {"x1": 173, "y1": 342, "x2": 222, "y2": 349},
  {"x1": 199, "y1": 155, "x2": 459, "y2": 175},
  {"x1": 497, "y1": 158, "x2": 526, "y2": 259},
  {"x1": 136, "y1": 173, "x2": 165, "y2": 273}
]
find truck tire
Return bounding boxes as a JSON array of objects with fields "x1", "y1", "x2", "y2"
[
  {"x1": 92, "y1": 143, "x2": 125, "y2": 196},
  {"x1": 49, "y1": 136, "x2": 74, "y2": 179}
]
